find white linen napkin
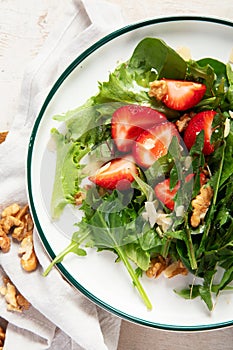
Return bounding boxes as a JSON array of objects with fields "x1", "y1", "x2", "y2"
[{"x1": 0, "y1": 0, "x2": 125, "y2": 349}]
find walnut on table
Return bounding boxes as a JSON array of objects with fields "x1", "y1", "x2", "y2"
[
  {"x1": 0, "y1": 275, "x2": 30, "y2": 312},
  {"x1": 1, "y1": 204, "x2": 33, "y2": 242},
  {"x1": 0, "y1": 131, "x2": 8, "y2": 144},
  {"x1": 1, "y1": 203, "x2": 20, "y2": 218},
  {"x1": 0, "y1": 326, "x2": 5, "y2": 350},
  {"x1": 18, "y1": 235, "x2": 38, "y2": 272},
  {"x1": 0, "y1": 203, "x2": 38, "y2": 272},
  {"x1": 0, "y1": 203, "x2": 22, "y2": 253},
  {"x1": 0, "y1": 225, "x2": 11, "y2": 253}
]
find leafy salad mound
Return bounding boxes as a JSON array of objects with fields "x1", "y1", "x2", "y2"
[{"x1": 44, "y1": 37, "x2": 233, "y2": 312}]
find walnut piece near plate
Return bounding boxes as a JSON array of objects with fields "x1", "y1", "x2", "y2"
[
  {"x1": 0, "y1": 203, "x2": 38, "y2": 272},
  {"x1": 0, "y1": 131, "x2": 8, "y2": 144},
  {"x1": 0, "y1": 275, "x2": 30, "y2": 312},
  {"x1": 0, "y1": 325, "x2": 5, "y2": 350}
]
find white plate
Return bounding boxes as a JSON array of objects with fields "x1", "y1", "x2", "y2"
[{"x1": 27, "y1": 16, "x2": 233, "y2": 331}]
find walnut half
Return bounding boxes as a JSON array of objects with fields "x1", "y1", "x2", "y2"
[
  {"x1": 18, "y1": 235, "x2": 38, "y2": 272},
  {"x1": 0, "y1": 203, "x2": 38, "y2": 272},
  {"x1": 163, "y1": 260, "x2": 188, "y2": 278},
  {"x1": 190, "y1": 185, "x2": 214, "y2": 227},
  {"x1": 146, "y1": 256, "x2": 188, "y2": 280},
  {"x1": 148, "y1": 80, "x2": 168, "y2": 100},
  {"x1": 0, "y1": 276, "x2": 30, "y2": 312},
  {"x1": 0, "y1": 326, "x2": 5, "y2": 350},
  {"x1": 175, "y1": 113, "x2": 192, "y2": 133},
  {"x1": 0, "y1": 131, "x2": 8, "y2": 144},
  {"x1": 146, "y1": 256, "x2": 168, "y2": 278},
  {"x1": 0, "y1": 226, "x2": 11, "y2": 253}
]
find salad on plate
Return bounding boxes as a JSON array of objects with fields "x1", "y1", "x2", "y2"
[{"x1": 43, "y1": 37, "x2": 233, "y2": 312}]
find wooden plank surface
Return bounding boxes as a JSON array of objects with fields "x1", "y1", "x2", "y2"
[{"x1": 0, "y1": 0, "x2": 65, "y2": 130}]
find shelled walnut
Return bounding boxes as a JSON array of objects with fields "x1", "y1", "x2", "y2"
[
  {"x1": 0, "y1": 131, "x2": 8, "y2": 144},
  {"x1": 0, "y1": 225, "x2": 11, "y2": 253},
  {"x1": 19, "y1": 235, "x2": 38, "y2": 272},
  {"x1": 148, "y1": 79, "x2": 168, "y2": 100},
  {"x1": 0, "y1": 326, "x2": 5, "y2": 350},
  {"x1": 146, "y1": 255, "x2": 188, "y2": 279},
  {"x1": 74, "y1": 191, "x2": 86, "y2": 206},
  {"x1": 0, "y1": 203, "x2": 38, "y2": 272},
  {"x1": 146, "y1": 256, "x2": 168, "y2": 278},
  {"x1": 0, "y1": 276, "x2": 30, "y2": 312},
  {"x1": 0, "y1": 204, "x2": 33, "y2": 242},
  {"x1": 163, "y1": 260, "x2": 188, "y2": 278},
  {"x1": 175, "y1": 113, "x2": 193, "y2": 133},
  {"x1": 190, "y1": 185, "x2": 214, "y2": 227}
]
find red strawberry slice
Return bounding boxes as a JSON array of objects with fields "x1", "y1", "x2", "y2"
[
  {"x1": 183, "y1": 110, "x2": 216, "y2": 155},
  {"x1": 154, "y1": 173, "x2": 206, "y2": 210},
  {"x1": 133, "y1": 122, "x2": 180, "y2": 168},
  {"x1": 111, "y1": 104, "x2": 167, "y2": 152},
  {"x1": 161, "y1": 79, "x2": 206, "y2": 111},
  {"x1": 154, "y1": 178, "x2": 180, "y2": 210},
  {"x1": 89, "y1": 156, "x2": 138, "y2": 191}
]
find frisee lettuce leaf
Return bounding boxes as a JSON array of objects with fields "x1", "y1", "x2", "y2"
[{"x1": 50, "y1": 129, "x2": 87, "y2": 219}]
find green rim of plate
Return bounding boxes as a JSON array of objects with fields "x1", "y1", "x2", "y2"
[{"x1": 27, "y1": 15, "x2": 233, "y2": 331}]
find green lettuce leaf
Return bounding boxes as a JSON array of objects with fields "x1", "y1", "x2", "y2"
[
  {"x1": 129, "y1": 37, "x2": 187, "y2": 81},
  {"x1": 50, "y1": 129, "x2": 84, "y2": 219}
]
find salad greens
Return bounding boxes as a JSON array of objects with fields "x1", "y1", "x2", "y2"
[{"x1": 44, "y1": 37, "x2": 233, "y2": 311}]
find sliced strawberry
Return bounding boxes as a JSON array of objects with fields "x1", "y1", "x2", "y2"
[
  {"x1": 154, "y1": 178, "x2": 180, "y2": 210},
  {"x1": 161, "y1": 79, "x2": 206, "y2": 111},
  {"x1": 183, "y1": 110, "x2": 216, "y2": 155},
  {"x1": 133, "y1": 122, "x2": 180, "y2": 168},
  {"x1": 89, "y1": 156, "x2": 138, "y2": 191},
  {"x1": 200, "y1": 172, "x2": 207, "y2": 186},
  {"x1": 111, "y1": 104, "x2": 167, "y2": 152},
  {"x1": 154, "y1": 174, "x2": 196, "y2": 211}
]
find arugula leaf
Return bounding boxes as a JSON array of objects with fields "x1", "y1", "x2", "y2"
[
  {"x1": 124, "y1": 243, "x2": 150, "y2": 271},
  {"x1": 139, "y1": 227, "x2": 166, "y2": 252},
  {"x1": 174, "y1": 285, "x2": 200, "y2": 300},
  {"x1": 217, "y1": 124, "x2": 233, "y2": 187},
  {"x1": 130, "y1": 172, "x2": 155, "y2": 202},
  {"x1": 215, "y1": 264, "x2": 233, "y2": 294},
  {"x1": 43, "y1": 229, "x2": 89, "y2": 276},
  {"x1": 144, "y1": 153, "x2": 173, "y2": 186},
  {"x1": 175, "y1": 281, "x2": 214, "y2": 311},
  {"x1": 80, "y1": 189, "x2": 152, "y2": 309}
]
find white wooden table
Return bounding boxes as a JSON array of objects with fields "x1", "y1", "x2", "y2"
[{"x1": 1, "y1": 1, "x2": 233, "y2": 349}]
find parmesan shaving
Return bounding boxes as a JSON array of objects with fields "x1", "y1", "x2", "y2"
[
  {"x1": 176, "y1": 46, "x2": 191, "y2": 61},
  {"x1": 229, "y1": 48, "x2": 233, "y2": 63}
]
